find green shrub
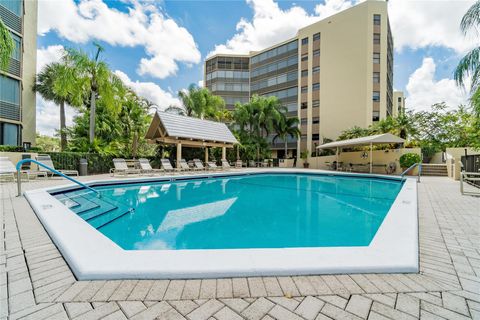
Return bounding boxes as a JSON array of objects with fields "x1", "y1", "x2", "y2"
[
  {"x1": 0, "y1": 145, "x2": 25, "y2": 152},
  {"x1": 399, "y1": 153, "x2": 421, "y2": 168}
]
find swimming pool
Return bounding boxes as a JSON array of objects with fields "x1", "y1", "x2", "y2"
[{"x1": 25, "y1": 169, "x2": 418, "y2": 279}]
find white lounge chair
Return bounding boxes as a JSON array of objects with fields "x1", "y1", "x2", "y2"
[
  {"x1": 179, "y1": 159, "x2": 194, "y2": 172},
  {"x1": 36, "y1": 155, "x2": 79, "y2": 177},
  {"x1": 110, "y1": 158, "x2": 141, "y2": 176},
  {"x1": 160, "y1": 158, "x2": 176, "y2": 174},
  {"x1": 138, "y1": 158, "x2": 163, "y2": 175},
  {"x1": 193, "y1": 159, "x2": 206, "y2": 171},
  {"x1": 221, "y1": 159, "x2": 231, "y2": 170},
  {"x1": 207, "y1": 161, "x2": 221, "y2": 171},
  {"x1": 0, "y1": 157, "x2": 47, "y2": 181},
  {"x1": 235, "y1": 160, "x2": 243, "y2": 168}
]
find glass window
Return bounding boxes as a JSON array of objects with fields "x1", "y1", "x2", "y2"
[
  {"x1": 287, "y1": 87, "x2": 297, "y2": 97},
  {"x1": 312, "y1": 83, "x2": 320, "y2": 91},
  {"x1": 313, "y1": 33, "x2": 320, "y2": 41},
  {"x1": 288, "y1": 55, "x2": 298, "y2": 66},
  {"x1": 225, "y1": 71, "x2": 233, "y2": 78},
  {"x1": 301, "y1": 54, "x2": 308, "y2": 61},
  {"x1": 301, "y1": 118, "x2": 308, "y2": 125},
  {"x1": 373, "y1": 33, "x2": 381, "y2": 44},
  {"x1": 1, "y1": 122, "x2": 19, "y2": 145},
  {"x1": 287, "y1": 40, "x2": 298, "y2": 51},
  {"x1": 287, "y1": 71, "x2": 297, "y2": 81},
  {"x1": 301, "y1": 86, "x2": 308, "y2": 93},
  {"x1": 211, "y1": 83, "x2": 217, "y2": 91},
  {"x1": 301, "y1": 69, "x2": 308, "y2": 77},
  {"x1": 301, "y1": 37, "x2": 308, "y2": 45},
  {"x1": 373, "y1": 91, "x2": 380, "y2": 102},
  {"x1": 0, "y1": 0, "x2": 22, "y2": 16},
  {"x1": 268, "y1": 64, "x2": 276, "y2": 72},
  {"x1": 312, "y1": 100, "x2": 319, "y2": 108},
  {"x1": 277, "y1": 44, "x2": 287, "y2": 55},
  {"x1": 312, "y1": 66, "x2": 320, "y2": 73},
  {"x1": 372, "y1": 111, "x2": 380, "y2": 121},
  {"x1": 277, "y1": 59, "x2": 287, "y2": 70},
  {"x1": 206, "y1": 73, "x2": 211, "y2": 80},
  {"x1": 217, "y1": 83, "x2": 225, "y2": 91},
  {"x1": 312, "y1": 117, "x2": 319, "y2": 124},
  {"x1": 286, "y1": 103, "x2": 297, "y2": 112},
  {"x1": 0, "y1": 76, "x2": 20, "y2": 105},
  {"x1": 277, "y1": 73, "x2": 287, "y2": 84},
  {"x1": 373, "y1": 72, "x2": 380, "y2": 83},
  {"x1": 312, "y1": 134, "x2": 320, "y2": 140},
  {"x1": 217, "y1": 70, "x2": 225, "y2": 78},
  {"x1": 398, "y1": 97, "x2": 402, "y2": 102},
  {"x1": 373, "y1": 53, "x2": 380, "y2": 64},
  {"x1": 301, "y1": 102, "x2": 307, "y2": 109},
  {"x1": 313, "y1": 49, "x2": 320, "y2": 57},
  {"x1": 11, "y1": 33, "x2": 21, "y2": 60},
  {"x1": 373, "y1": 14, "x2": 381, "y2": 25},
  {"x1": 233, "y1": 83, "x2": 241, "y2": 91},
  {"x1": 267, "y1": 77, "x2": 276, "y2": 87},
  {"x1": 301, "y1": 134, "x2": 307, "y2": 140}
]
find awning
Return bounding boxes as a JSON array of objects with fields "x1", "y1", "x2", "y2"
[{"x1": 316, "y1": 133, "x2": 405, "y2": 149}]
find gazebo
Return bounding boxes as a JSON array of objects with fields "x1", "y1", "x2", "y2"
[
  {"x1": 145, "y1": 112, "x2": 238, "y2": 169},
  {"x1": 316, "y1": 133, "x2": 405, "y2": 173}
]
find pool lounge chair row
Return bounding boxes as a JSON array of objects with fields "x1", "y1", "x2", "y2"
[{"x1": 110, "y1": 158, "x2": 235, "y2": 176}]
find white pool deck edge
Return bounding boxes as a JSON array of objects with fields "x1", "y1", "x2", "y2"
[{"x1": 23, "y1": 169, "x2": 418, "y2": 280}]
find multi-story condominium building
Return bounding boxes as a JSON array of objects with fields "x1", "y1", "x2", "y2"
[
  {"x1": 0, "y1": 0, "x2": 37, "y2": 147},
  {"x1": 204, "y1": 0, "x2": 393, "y2": 158},
  {"x1": 393, "y1": 91, "x2": 405, "y2": 117}
]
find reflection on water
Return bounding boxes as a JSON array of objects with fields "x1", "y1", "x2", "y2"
[{"x1": 63, "y1": 174, "x2": 404, "y2": 250}]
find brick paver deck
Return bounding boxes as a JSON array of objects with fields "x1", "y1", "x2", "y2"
[{"x1": 1, "y1": 175, "x2": 479, "y2": 319}]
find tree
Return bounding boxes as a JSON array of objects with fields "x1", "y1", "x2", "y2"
[
  {"x1": 66, "y1": 43, "x2": 123, "y2": 144},
  {"x1": 0, "y1": 19, "x2": 13, "y2": 72},
  {"x1": 34, "y1": 62, "x2": 83, "y2": 150},
  {"x1": 455, "y1": 1, "x2": 480, "y2": 116},
  {"x1": 273, "y1": 115, "x2": 300, "y2": 158},
  {"x1": 337, "y1": 126, "x2": 370, "y2": 140},
  {"x1": 178, "y1": 84, "x2": 226, "y2": 119}
]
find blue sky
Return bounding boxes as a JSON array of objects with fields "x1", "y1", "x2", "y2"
[{"x1": 36, "y1": 0, "x2": 475, "y2": 136}]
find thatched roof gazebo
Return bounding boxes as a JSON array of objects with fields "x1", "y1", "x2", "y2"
[{"x1": 145, "y1": 112, "x2": 238, "y2": 168}]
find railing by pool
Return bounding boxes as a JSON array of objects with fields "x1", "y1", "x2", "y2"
[{"x1": 401, "y1": 162, "x2": 421, "y2": 183}]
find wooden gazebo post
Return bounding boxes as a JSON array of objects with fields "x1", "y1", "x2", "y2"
[
  {"x1": 176, "y1": 142, "x2": 182, "y2": 169},
  {"x1": 204, "y1": 147, "x2": 209, "y2": 164},
  {"x1": 222, "y1": 146, "x2": 227, "y2": 161}
]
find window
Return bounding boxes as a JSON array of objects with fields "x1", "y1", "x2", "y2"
[
  {"x1": 301, "y1": 54, "x2": 308, "y2": 61},
  {"x1": 301, "y1": 86, "x2": 308, "y2": 93},
  {"x1": 301, "y1": 102, "x2": 308, "y2": 109},
  {"x1": 373, "y1": 53, "x2": 380, "y2": 64},
  {"x1": 373, "y1": 33, "x2": 381, "y2": 44},
  {"x1": 312, "y1": 117, "x2": 319, "y2": 124},
  {"x1": 0, "y1": 122, "x2": 19, "y2": 145},
  {"x1": 313, "y1": 33, "x2": 320, "y2": 41},
  {"x1": 372, "y1": 111, "x2": 380, "y2": 121},
  {"x1": 312, "y1": 134, "x2": 320, "y2": 140},
  {"x1": 398, "y1": 97, "x2": 402, "y2": 102},
  {"x1": 313, "y1": 49, "x2": 320, "y2": 57},
  {"x1": 312, "y1": 100, "x2": 319, "y2": 108},
  {"x1": 373, "y1": 72, "x2": 380, "y2": 83},
  {"x1": 373, "y1": 91, "x2": 380, "y2": 102},
  {"x1": 301, "y1": 37, "x2": 309, "y2": 45},
  {"x1": 312, "y1": 66, "x2": 320, "y2": 74},
  {"x1": 11, "y1": 33, "x2": 21, "y2": 60},
  {"x1": 0, "y1": 76, "x2": 20, "y2": 105},
  {"x1": 301, "y1": 118, "x2": 308, "y2": 125},
  {"x1": 301, "y1": 134, "x2": 307, "y2": 140},
  {"x1": 373, "y1": 14, "x2": 381, "y2": 25},
  {"x1": 0, "y1": 0, "x2": 22, "y2": 16},
  {"x1": 312, "y1": 83, "x2": 320, "y2": 91},
  {"x1": 301, "y1": 69, "x2": 308, "y2": 77}
]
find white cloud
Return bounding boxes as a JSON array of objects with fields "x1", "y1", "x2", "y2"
[
  {"x1": 114, "y1": 70, "x2": 181, "y2": 109},
  {"x1": 209, "y1": 0, "x2": 359, "y2": 56},
  {"x1": 36, "y1": 45, "x2": 65, "y2": 71},
  {"x1": 388, "y1": 0, "x2": 476, "y2": 53},
  {"x1": 405, "y1": 57, "x2": 469, "y2": 111},
  {"x1": 36, "y1": 94, "x2": 78, "y2": 136},
  {"x1": 38, "y1": 0, "x2": 200, "y2": 79}
]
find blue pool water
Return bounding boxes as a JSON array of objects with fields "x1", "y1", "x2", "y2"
[{"x1": 54, "y1": 173, "x2": 404, "y2": 250}]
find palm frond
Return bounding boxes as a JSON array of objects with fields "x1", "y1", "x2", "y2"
[
  {"x1": 461, "y1": 1, "x2": 480, "y2": 35},
  {"x1": 454, "y1": 47, "x2": 480, "y2": 90}
]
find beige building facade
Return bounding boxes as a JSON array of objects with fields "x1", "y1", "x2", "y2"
[
  {"x1": 0, "y1": 0, "x2": 37, "y2": 147},
  {"x1": 204, "y1": 0, "x2": 393, "y2": 158},
  {"x1": 393, "y1": 91, "x2": 405, "y2": 117}
]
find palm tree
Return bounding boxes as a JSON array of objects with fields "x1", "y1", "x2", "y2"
[
  {"x1": 34, "y1": 62, "x2": 83, "y2": 150},
  {"x1": 338, "y1": 126, "x2": 370, "y2": 140},
  {"x1": 455, "y1": 1, "x2": 480, "y2": 116},
  {"x1": 393, "y1": 113, "x2": 416, "y2": 139},
  {"x1": 0, "y1": 19, "x2": 13, "y2": 72},
  {"x1": 66, "y1": 43, "x2": 122, "y2": 144},
  {"x1": 178, "y1": 84, "x2": 226, "y2": 119},
  {"x1": 273, "y1": 115, "x2": 300, "y2": 158}
]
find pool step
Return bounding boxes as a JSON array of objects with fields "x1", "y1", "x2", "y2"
[
  {"x1": 56, "y1": 194, "x2": 100, "y2": 213},
  {"x1": 89, "y1": 208, "x2": 132, "y2": 229}
]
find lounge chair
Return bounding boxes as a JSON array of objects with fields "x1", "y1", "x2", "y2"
[
  {"x1": 193, "y1": 159, "x2": 206, "y2": 171},
  {"x1": 235, "y1": 160, "x2": 243, "y2": 168},
  {"x1": 179, "y1": 159, "x2": 194, "y2": 172},
  {"x1": 110, "y1": 158, "x2": 141, "y2": 176},
  {"x1": 207, "y1": 161, "x2": 221, "y2": 171},
  {"x1": 138, "y1": 158, "x2": 163, "y2": 175},
  {"x1": 36, "y1": 155, "x2": 79, "y2": 177},
  {"x1": 0, "y1": 157, "x2": 47, "y2": 181},
  {"x1": 221, "y1": 159, "x2": 231, "y2": 170},
  {"x1": 160, "y1": 158, "x2": 176, "y2": 174}
]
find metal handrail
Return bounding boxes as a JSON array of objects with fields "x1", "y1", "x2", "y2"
[
  {"x1": 400, "y1": 162, "x2": 421, "y2": 182},
  {"x1": 16, "y1": 159, "x2": 98, "y2": 197}
]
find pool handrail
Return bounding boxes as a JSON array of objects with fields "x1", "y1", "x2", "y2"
[
  {"x1": 401, "y1": 162, "x2": 421, "y2": 182},
  {"x1": 16, "y1": 159, "x2": 98, "y2": 197}
]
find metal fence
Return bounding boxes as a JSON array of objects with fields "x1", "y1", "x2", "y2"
[{"x1": 461, "y1": 154, "x2": 480, "y2": 187}]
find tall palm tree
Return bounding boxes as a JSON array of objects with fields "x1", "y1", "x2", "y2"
[
  {"x1": 34, "y1": 62, "x2": 83, "y2": 150},
  {"x1": 393, "y1": 113, "x2": 416, "y2": 140},
  {"x1": 273, "y1": 115, "x2": 300, "y2": 158},
  {"x1": 66, "y1": 43, "x2": 122, "y2": 143},
  {"x1": 178, "y1": 84, "x2": 226, "y2": 119},
  {"x1": 0, "y1": 19, "x2": 13, "y2": 72},
  {"x1": 455, "y1": 1, "x2": 480, "y2": 116}
]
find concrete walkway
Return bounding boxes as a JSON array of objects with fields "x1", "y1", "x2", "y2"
[{"x1": 1, "y1": 175, "x2": 479, "y2": 319}]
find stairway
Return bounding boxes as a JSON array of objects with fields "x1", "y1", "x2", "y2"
[
  {"x1": 421, "y1": 164, "x2": 448, "y2": 176},
  {"x1": 55, "y1": 191, "x2": 132, "y2": 229}
]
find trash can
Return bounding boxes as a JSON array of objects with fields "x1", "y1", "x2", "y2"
[{"x1": 79, "y1": 159, "x2": 88, "y2": 176}]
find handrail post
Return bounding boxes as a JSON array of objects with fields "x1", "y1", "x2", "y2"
[
  {"x1": 460, "y1": 171, "x2": 464, "y2": 195},
  {"x1": 418, "y1": 163, "x2": 421, "y2": 183},
  {"x1": 17, "y1": 168, "x2": 22, "y2": 196}
]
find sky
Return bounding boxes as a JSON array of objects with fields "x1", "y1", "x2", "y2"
[{"x1": 36, "y1": 0, "x2": 477, "y2": 136}]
